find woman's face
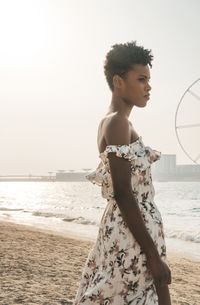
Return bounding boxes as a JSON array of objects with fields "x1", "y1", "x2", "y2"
[{"x1": 117, "y1": 64, "x2": 151, "y2": 108}]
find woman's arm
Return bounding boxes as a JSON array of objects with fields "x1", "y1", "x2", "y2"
[{"x1": 105, "y1": 114, "x2": 171, "y2": 287}]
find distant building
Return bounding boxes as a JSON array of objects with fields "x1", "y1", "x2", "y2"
[
  {"x1": 153, "y1": 154, "x2": 176, "y2": 174},
  {"x1": 56, "y1": 171, "x2": 87, "y2": 181},
  {"x1": 151, "y1": 154, "x2": 200, "y2": 181},
  {"x1": 55, "y1": 156, "x2": 200, "y2": 182},
  {"x1": 1, "y1": 157, "x2": 199, "y2": 182}
]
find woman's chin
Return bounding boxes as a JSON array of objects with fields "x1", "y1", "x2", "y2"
[{"x1": 136, "y1": 102, "x2": 147, "y2": 108}]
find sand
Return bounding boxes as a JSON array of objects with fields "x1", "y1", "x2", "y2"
[{"x1": 0, "y1": 221, "x2": 199, "y2": 305}]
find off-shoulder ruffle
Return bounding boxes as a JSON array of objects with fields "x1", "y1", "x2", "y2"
[
  {"x1": 102, "y1": 138, "x2": 161, "y2": 169},
  {"x1": 85, "y1": 161, "x2": 106, "y2": 186},
  {"x1": 85, "y1": 137, "x2": 161, "y2": 194}
]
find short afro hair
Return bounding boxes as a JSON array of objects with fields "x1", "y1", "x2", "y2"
[{"x1": 104, "y1": 41, "x2": 153, "y2": 91}]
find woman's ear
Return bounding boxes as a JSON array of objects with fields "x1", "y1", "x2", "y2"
[{"x1": 113, "y1": 75, "x2": 124, "y2": 89}]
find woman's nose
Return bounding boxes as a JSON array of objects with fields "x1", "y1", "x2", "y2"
[{"x1": 147, "y1": 83, "x2": 151, "y2": 91}]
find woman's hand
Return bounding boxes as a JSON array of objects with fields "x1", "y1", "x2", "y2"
[{"x1": 147, "y1": 255, "x2": 171, "y2": 287}]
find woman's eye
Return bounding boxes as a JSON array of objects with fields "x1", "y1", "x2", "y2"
[{"x1": 139, "y1": 78, "x2": 151, "y2": 84}]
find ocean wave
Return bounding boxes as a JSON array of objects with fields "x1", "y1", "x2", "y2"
[
  {"x1": 32, "y1": 211, "x2": 98, "y2": 226},
  {"x1": 63, "y1": 216, "x2": 97, "y2": 225},
  {"x1": 32, "y1": 211, "x2": 59, "y2": 218},
  {"x1": 166, "y1": 230, "x2": 200, "y2": 243},
  {"x1": 0, "y1": 207, "x2": 23, "y2": 211},
  {"x1": 190, "y1": 207, "x2": 200, "y2": 212}
]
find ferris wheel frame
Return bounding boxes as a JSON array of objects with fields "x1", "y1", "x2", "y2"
[{"x1": 175, "y1": 78, "x2": 200, "y2": 164}]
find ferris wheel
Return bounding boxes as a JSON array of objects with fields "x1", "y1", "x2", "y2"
[{"x1": 175, "y1": 78, "x2": 200, "y2": 164}]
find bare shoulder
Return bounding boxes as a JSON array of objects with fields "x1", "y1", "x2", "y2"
[
  {"x1": 102, "y1": 114, "x2": 133, "y2": 196},
  {"x1": 103, "y1": 113, "x2": 131, "y2": 146}
]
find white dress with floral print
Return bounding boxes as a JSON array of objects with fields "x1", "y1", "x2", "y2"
[{"x1": 74, "y1": 136, "x2": 167, "y2": 305}]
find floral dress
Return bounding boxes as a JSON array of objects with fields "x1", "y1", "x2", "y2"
[{"x1": 74, "y1": 136, "x2": 168, "y2": 305}]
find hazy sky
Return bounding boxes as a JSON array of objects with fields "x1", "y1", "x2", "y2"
[{"x1": 0, "y1": 0, "x2": 200, "y2": 175}]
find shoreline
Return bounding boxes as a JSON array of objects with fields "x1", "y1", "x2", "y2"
[
  {"x1": 0, "y1": 218, "x2": 96, "y2": 243},
  {"x1": 1, "y1": 217, "x2": 199, "y2": 261},
  {"x1": 0, "y1": 220, "x2": 200, "y2": 304}
]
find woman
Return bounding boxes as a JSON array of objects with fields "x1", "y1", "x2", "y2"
[{"x1": 74, "y1": 41, "x2": 171, "y2": 305}]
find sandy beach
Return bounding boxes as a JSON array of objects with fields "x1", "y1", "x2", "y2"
[{"x1": 0, "y1": 221, "x2": 199, "y2": 305}]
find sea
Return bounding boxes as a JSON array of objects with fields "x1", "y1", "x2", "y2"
[{"x1": 0, "y1": 181, "x2": 199, "y2": 260}]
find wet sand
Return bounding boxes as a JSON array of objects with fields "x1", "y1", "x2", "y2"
[{"x1": 0, "y1": 221, "x2": 199, "y2": 305}]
